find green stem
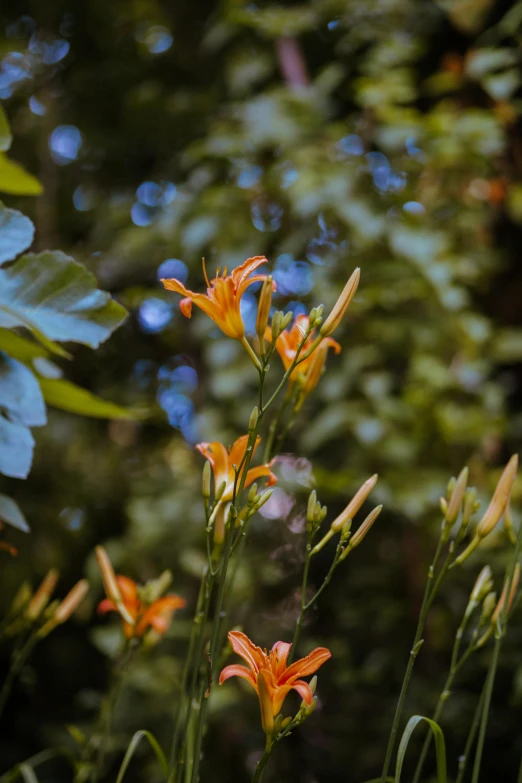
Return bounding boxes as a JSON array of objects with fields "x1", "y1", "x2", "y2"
[
  {"x1": 288, "y1": 543, "x2": 312, "y2": 665},
  {"x1": 0, "y1": 632, "x2": 38, "y2": 719},
  {"x1": 251, "y1": 749, "x2": 272, "y2": 783},
  {"x1": 471, "y1": 517, "x2": 522, "y2": 783},
  {"x1": 380, "y1": 526, "x2": 449, "y2": 783},
  {"x1": 455, "y1": 686, "x2": 485, "y2": 783},
  {"x1": 167, "y1": 571, "x2": 209, "y2": 781}
]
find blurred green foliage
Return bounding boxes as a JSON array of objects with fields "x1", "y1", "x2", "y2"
[{"x1": 1, "y1": 0, "x2": 522, "y2": 781}]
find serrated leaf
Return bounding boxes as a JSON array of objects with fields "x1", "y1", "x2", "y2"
[
  {"x1": 0, "y1": 251, "x2": 127, "y2": 348},
  {"x1": 396, "y1": 715, "x2": 446, "y2": 783},
  {"x1": 0, "y1": 203, "x2": 35, "y2": 264},
  {"x1": 0, "y1": 416, "x2": 34, "y2": 478},
  {"x1": 0, "y1": 104, "x2": 12, "y2": 152},
  {"x1": 0, "y1": 494, "x2": 29, "y2": 532},
  {"x1": 39, "y1": 377, "x2": 132, "y2": 419},
  {"x1": 0, "y1": 153, "x2": 42, "y2": 196},
  {"x1": 0, "y1": 352, "x2": 46, "y2": 426}
]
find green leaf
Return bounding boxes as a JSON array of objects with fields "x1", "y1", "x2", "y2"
[
  {"x1": 0, "y1": 352, "x2": 46, "y2": 426},
  {"x1": 0, "y1": 204, "x2": 34, "y2": 264},
  {"x1": 0, "y1": 329, "x2": 49, "y2": 362},
  {"x1": 396, "y1": 716, "x2": 446, "y2": 783},
  {"x1": 0, "y1": 416, "x2": 34, "y2": 479},
  {"x1": 0, "y1": 251, "x2": 128, "y2": 348},
  {"x1": 0, "y1": 105, "x2": 12, "y2": 152},
  {"x1": 18, "y1": 765, "x2": 39, "y2": 783},
  {"x1": 0, "y1": 494, "x2": 29, "y2": 532},
  {"x1": 0, "y1": 154, "x2": 42, "y2": 196},
  {"x1": 39, "y1": 377, "x2": 132, "y2": 419},
  {"x1": 115, "y1": 730, "x2": 168, "y2": 783}
]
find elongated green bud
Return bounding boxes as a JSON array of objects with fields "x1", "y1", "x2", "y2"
[
  {"x1": 255, "y1": 489, "x2": 273, "y2": 510},
  {"x1": 202, "y1": 460, "x2": 211, "y2": 499},
  {"x1": 445, "y1": 467, "x2": 469, "y2": 525},
  {"x1": 26, "y1": 568, "x2": 60, "y2": 621},
  {"x1": 271, "y1": 311, "x2": 283, "y2": 341},
  {"x1": 215, "y1": 480, "x2": 227, "y2": 502},
  {"x1": 249, "y1": 406, "x2": 259, "y2": 434},
  {"x1": 477, "y1": 455, "x2": 518, "y2": 538},
  {"x1": 330, "y1": 475, "x2": 378, "y2": 534},
  {"x1": 307, "y1": 491, "x2": 317, "y2": 523}
]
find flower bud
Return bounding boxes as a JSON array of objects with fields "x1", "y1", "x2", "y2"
[
  {"x1": 461, "y1": 487, "x2": 479, "y2": 527},
  {"x1": 503, "y1": 500, "x2": 517, "y2": 546},
  {"x1": 256, "y1": 277, "x2": 273, "y2": 339},
  {"x1": 249, "y1": 406, "x2": 259, "y2": 435},
  {"x1": 445, "y1": 467, "x2": 469, "y2": 525},
  {"x1": 340, "y1": 519, "x2": 352, "y2": 541},
  {"x1": 281, "y1": 312, "x2": 293, "y2": 330},
  {"x1": 305, "y1": 696, "x2": 317, "y2": 717},
  {"x1": 202, "y1": 460, "x2": 211, "y2": 500},
  {"x1": 302, "y1": 340, "x2": 329, "y2": 396},
  {"x1": 477, "y1": 455, "x2": 518, "y2": 538},
  {"x1": 481, "y1": 591, "x2": 497, "y2": 623},
  {"x1": 491, "y1": 563, "x2": 520, "y2": 626},
  {"x1": 344, "y1": 505, "x2": 382, "y2": 553},
  {"x1": 309, "y1": 675, "x2": 317, "y2": 695},
  {"x1": 96, "y1": 546, "x2": 121, "y2": 606},
  {"x1": 320, "y1": 268, "x2": 360, "y2": 338},
  {"x1": 248, "y1": 483, "x2": 258, "y2": 505},
  {"x1": 330, "y1": 475, "x2": 378, "y2": 534},
  {"x1": 307, "y1": 491, "x2": 317, "y2": 524},
  {"x1": 215, "y1": 480, "x2": 227, "y2": 502},
  {"x1": 53, "y1": 579, "x2": 89, "y2": 624},
  {"x1": 26, "y1": 568, "x2": 60, "y2": 621},
  {"x1": 469, "y1": 565, "x2": 493, "y2": 605},
  {"x1": 280, "y1": 717, "x2": 292, "y2": 731}
]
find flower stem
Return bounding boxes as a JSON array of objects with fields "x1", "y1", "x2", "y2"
[
  {"x1": 455, "y1": 686, "x2": 485, "y2": 783},
  {"x1": 241, "y1": 337, "x2": 262, "y2": 371},
  {"x1": 288, "y1": 543, "x2": 312, "y2": 664},
  {"x1": 380, "y1": 525, "x2": 449, "y2": 783},
  {"x1": 0, "y1": 632, "x2": 38, "y2": 719},
  {"x1": 470, "y1": 515, "x2": 522, "y2": 783}
]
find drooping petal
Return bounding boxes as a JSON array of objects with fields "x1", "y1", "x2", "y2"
[
  {"x1": 291, "y1": 679, "x2": 314, "y2": 705},
  {"x1": 180, "y1": 298, "x2": 193, "y2": 318},
  {"x1": 97, "y1": 599, "x2": 117, "y2": 615},
  {"x1": 282, "y1": 647, "x2": 332, "y2": 683},
  {"x1": 228, "y1": 630, "x2": 267, "y2": 672},
  {"x1": 244, "y1": 464, "x2": 277, "y2": 489},
  {"x1": 231, "y1": 256, "x2": 268, "y2": 292},
  {"x1": 326, "y1": 336, "x2": 341, "y2": 354},
  {"x1": 219, "y1": 664, "x2": 258, "y2": 690},
  {"x1": 196, "y1": 441, "x2": 230, "y2": 489}
]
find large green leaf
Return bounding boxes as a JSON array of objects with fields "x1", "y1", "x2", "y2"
[
  {"x1": 0, "y1": 251, "x2": 128, "y2": 348},
  {"x1": 0, "y1": 329, "x2": 49, "y2": 363},
  {"x1": 0, "y1": 352, "x2": 46, "y2": 427},
  {"x1": 0, "y1": 494, "x2": 29, "y2": 532},
  {"x1": 0, "y1": 416, "x2": 34, "y2": 479},
  {"x1": 39, "y1": 377, "x2": 133, "y2": 419},
  {"x1": 0, "y1": 204, "x2": 35, "y2": 265},
  {"x1": 396, "y1": 716, "x2": 446, "y2": 783},
  {"x1": 0, "y1": 154, "x2": 42, "y2": 196},
  {"x1": 0, "y1": 105, "x2": 12, "y2": 152}
]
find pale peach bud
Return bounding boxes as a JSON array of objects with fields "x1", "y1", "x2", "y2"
[
  {"x1": 330, "y1": 474, "x2": 378, "y2": 533},
  {"x1": 342, "y1": 505, "x2": 382, "y2": 556},
  {"x1": 53, "y1": 579, "x2": 89, "y2": 624},
  {"x1": 26, "y1": 568, "x2": 60, "y2": 620},
  {"x1": 469, "y1": 565, "x2": 493, "y2": 604},
  {"x1": 477, "y1": 455, "x2": 518, "y2": 538},
  {"x1": 256, "y1": 276, "x2": 273, "y2": 338},
  {"x1": 445, "y1": 467, "x2": 469, "y2": 525},
  {"x1": 96, "y1": 546, "x2": 122, "y2": 605},
  {"x1": 320, "y1": 268, "x2": 360, "y2": 338},
  {"x1": 491, "y1": 563, "x2": 520, "y2": 626}
]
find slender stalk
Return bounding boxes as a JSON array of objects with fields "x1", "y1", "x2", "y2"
[
  {"x1": 0, "y1": 632, "x2": 38, "y2": 719},
  {"x1": 251, "y1": 749, "x2": 271, "y2": 783},
  {"x1": 91, "y1": 640, "x2": 133, "y2": 783},
  {"x1": 518, "y1": 754, "x2": 522, "y2": 783},
  {"x1": 455, "y1": 686, "x2": 485, "y2": 783},
  {"x1": 167, "y1": 572, "x2": 208, "y2": 780},
  {"x1": 470, "y1": 517, "x2": 522, "y2": 783},
  {"x1": 380, "y1": 526, "x2": 449, "y2": 783},
  {"x1": 288, "y1": 543, "x2": 312, "y2": 664}
]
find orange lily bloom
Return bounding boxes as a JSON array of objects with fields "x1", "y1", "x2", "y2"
[
  {"x1": 161, "y1": 256, "x2": 275, "y2": 340},
  {"x1": 267, "y1": 314, "x2": 340, "y2": 391},
  {"x1": 220, "y1": 631, "x2": 331, "y2": 734},
  {"x1": 196, "y1": 435, "x2": 277, "y2": 503},
  {"x1": 98, "y1": 575, "x2": 186, "y2": 639}
]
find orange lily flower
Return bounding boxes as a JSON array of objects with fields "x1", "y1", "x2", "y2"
[
  {"x1": 267, "y1": 314, "x2": 340, "y2": 391},
  {"x1": 98, "y1": 575, "x2": 186, "y2": 638},
  {"x1": 161, "y1": 256, "x2": 275, "y2": 340},
  {"x1": 220, "y1": 631, "x2": 331, "y2": 734},
  {"x1": 196, "y1": 435, "x2": 277, "y2": 503}
]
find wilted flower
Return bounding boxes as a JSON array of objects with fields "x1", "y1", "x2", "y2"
[
  {"x1": 196, "y1": 435, "x2": 277, "y2": 503},
  {"x1": 267, "y1": 314, "x2": 340, "y2": 390},
  {"x1": 98, "y1": 574, "x2": 186, "y2": 638},
  {"x1": 162, "y1": 256, "x2": 274, "y2": 340},
  {"x1": 219, "y1": 631, "x2": 331, "y2": 735}
]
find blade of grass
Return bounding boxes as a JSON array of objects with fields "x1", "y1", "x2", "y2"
[
  {"x1": 115, "y1": 730, "x2": 168, "y2": 783},
  {"x1": 396, "y1": 716, "x2": 446, "y2": 783}
]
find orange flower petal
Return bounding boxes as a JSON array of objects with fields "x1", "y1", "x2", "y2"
[
  {"x1": 292, "y1": 679, "x2": 314, "y2": 704},
  {"x1": 196, "y1": 441, "x2": 230, "y2": 489},
  {"x1": 270, "y1": 641, "x2": 292, "y2": 678},
  {"x1": 282, "y1": 646, "x2": 331, "y2": 683},
  {"x1": 244, "y1": 464, "x2": 277, "y2": 489},
  {"x1": 97, "y1": 599, "x2": 117, "y2": 615},
  {"x1": 228, "y1": 630, "x2": 267, "y2": 672},
  {"x1": 219, "y1": 664, "x2": 257, "y2": 689}
]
